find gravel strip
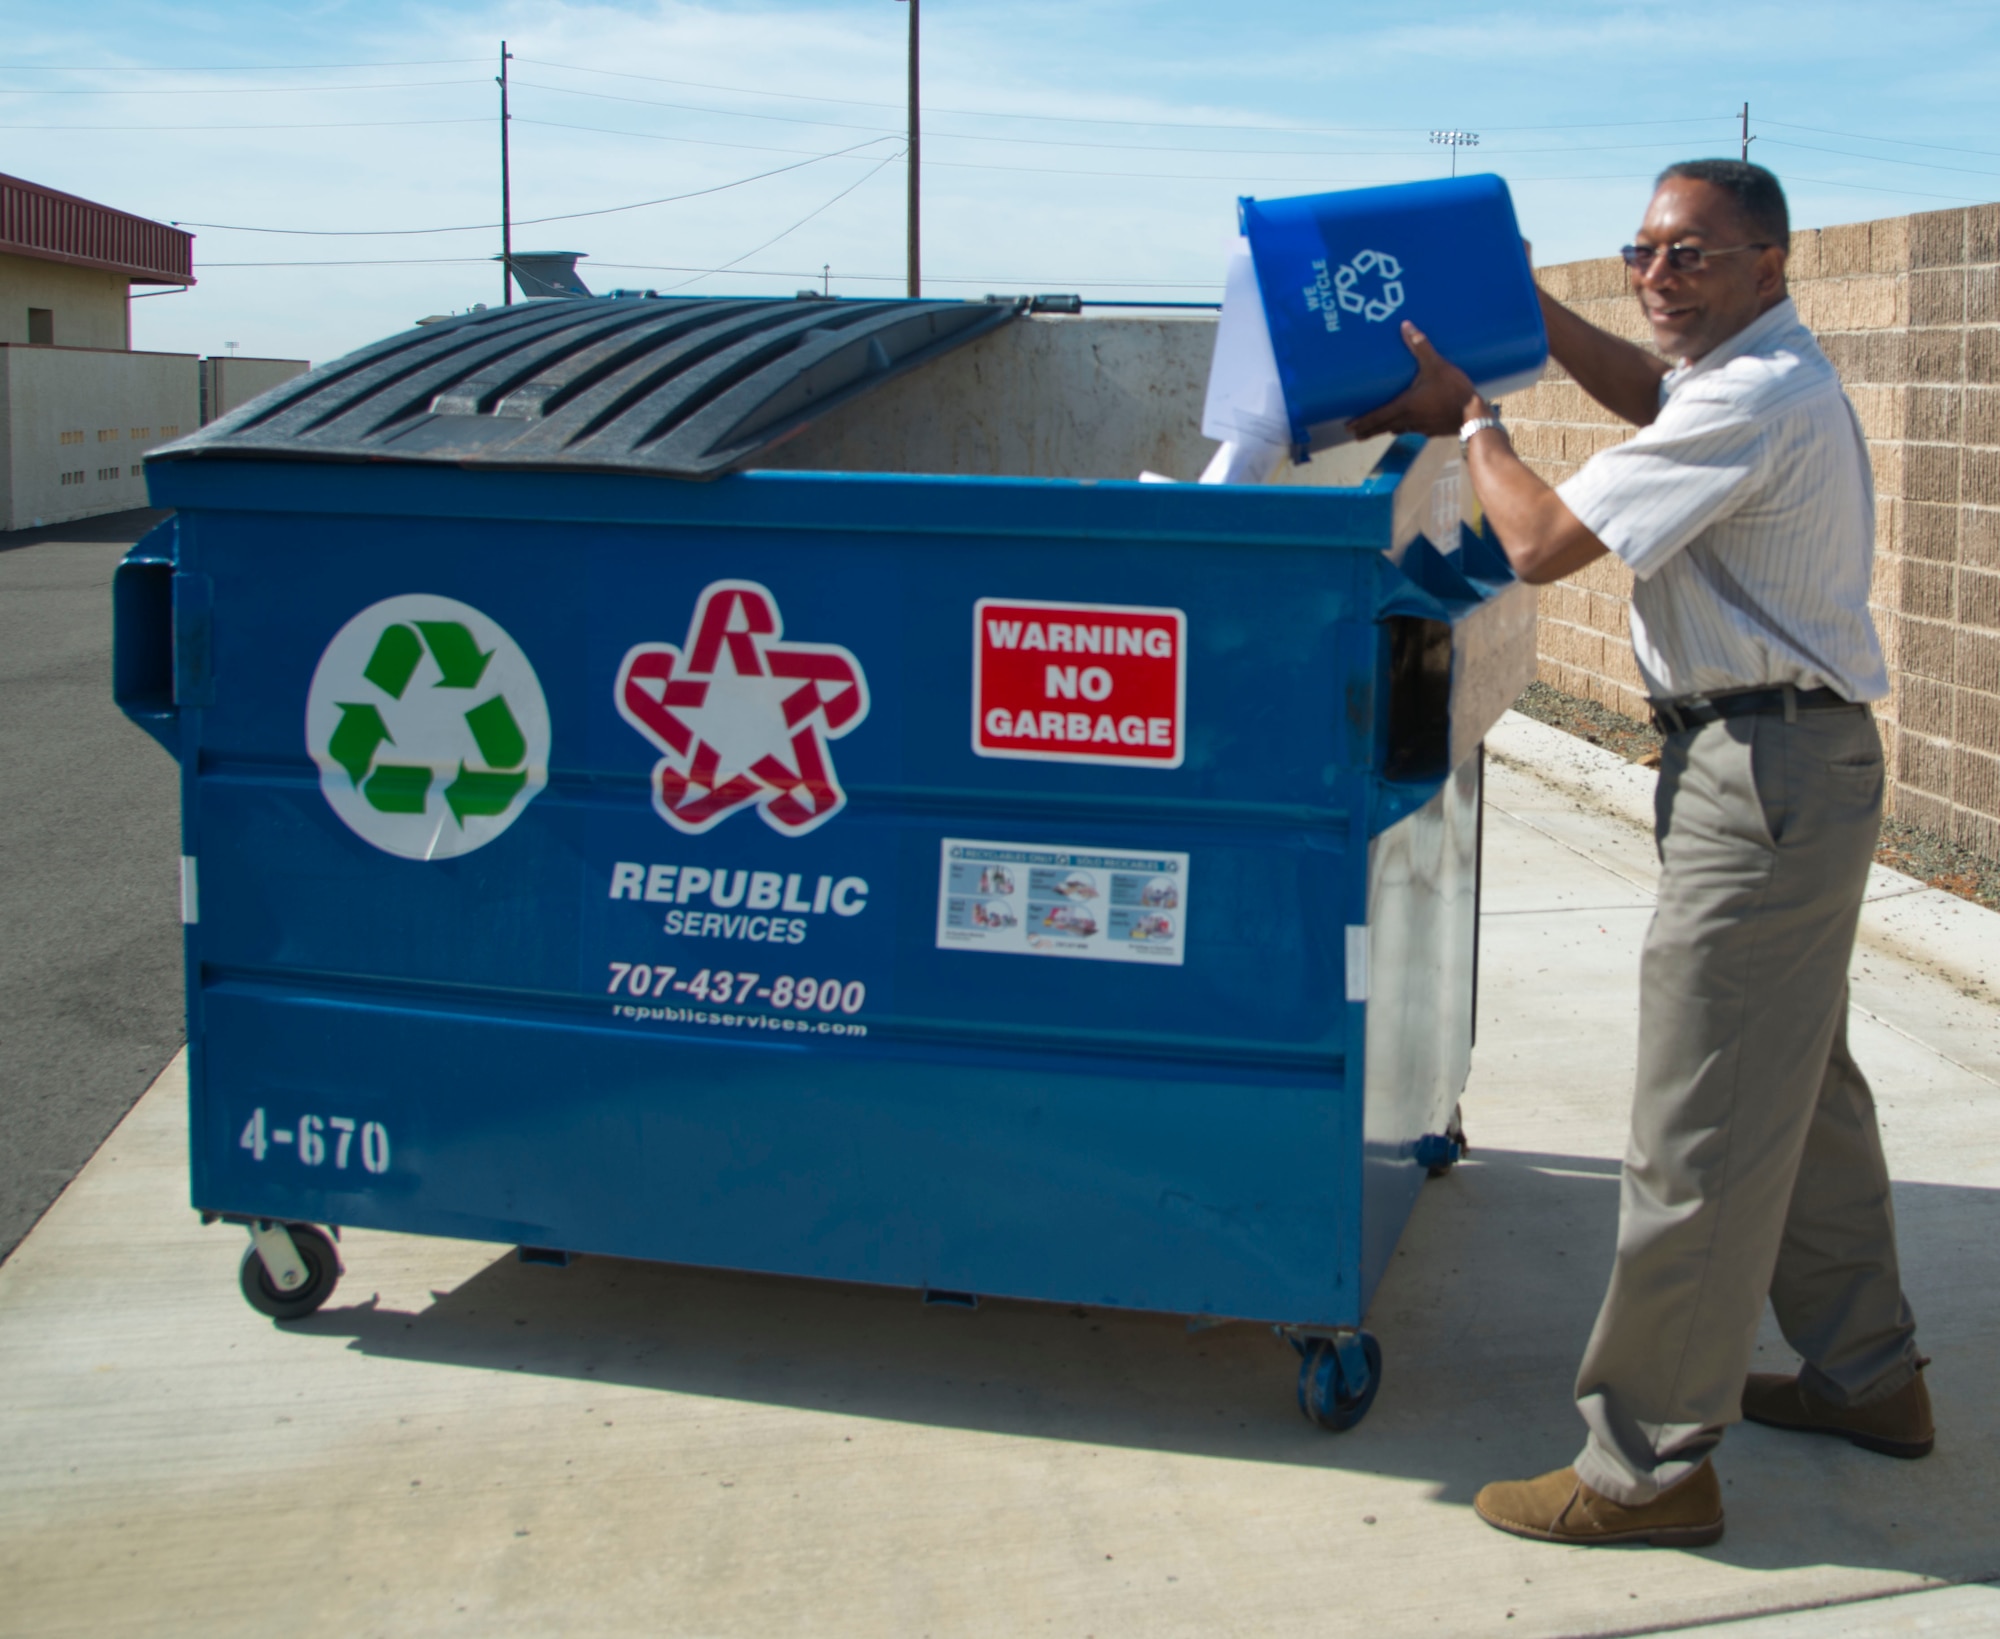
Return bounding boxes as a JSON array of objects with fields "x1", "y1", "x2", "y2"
[
  {"x1": 1510, "y1": 681, "x2": 2000, "y2": 913},
  {"x1": 1515, "y1": 680, "x2": 1664, "y2": 765}
]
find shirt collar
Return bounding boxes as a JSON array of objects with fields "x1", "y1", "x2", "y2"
[{"x1": 1662, "y1": 296, "x2": 1802, "y2": 392}]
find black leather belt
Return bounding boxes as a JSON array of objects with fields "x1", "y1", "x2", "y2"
[{"x1": 1649, "y1": 685, "x2": 1861, "y2": 735}]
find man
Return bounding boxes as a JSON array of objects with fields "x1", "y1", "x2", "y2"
[{"x1": 1351, "y1": 160, "x2": 1930, "y2": 1548}]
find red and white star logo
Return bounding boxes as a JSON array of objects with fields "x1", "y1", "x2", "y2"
[{"x1": 615, "y1": 580, "x2": 870, "y2": 836}]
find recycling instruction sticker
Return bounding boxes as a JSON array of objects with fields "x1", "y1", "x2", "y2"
[
  {"x1": 935, "y1": 838, "x2": 1188, "y2": 965},
  {"x1": 305, "y1": 593, "x2": 551, "y2": 860}
]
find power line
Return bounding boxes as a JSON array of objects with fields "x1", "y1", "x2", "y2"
[
  {"x1": 0, "y1": 117, "x2": 488, "y2": 132},
  {"x1": 0, "y1": 76, "x2": 488, "y2": 95},
  {"x1": 25, "y1": 53, "x2": 1994, "y2": 177},
  {"x1": 171, "y1": 137, "x2": 900, "y2": 235},
  {"x1": 15, "y1": 106, "x2": 1992, "y2": 186},
  {"x1": 1759, "y1": 137, "x2": 2000, "y2": 181},
  {"x1": 1, "y1": 102, "x2": 1748, "y2": 162},
  {"x1": 27, "y1": 49, "x2": 1990, "y2": 238},
  {"x1": 899, "y1": 154, "x2": 1532, "y2": 184},
  {"x1": 14, "y1": 53, "x2": 1996, "y2": 166},
  {"x1": 0, "y1": 58, "x2": 488, "y2": 70},
  {"x1": 509, "y1": 77, "x2": 905, "y2": 136},
  {"x1": 517, "y1": 117, "x2": 885, "y2": 158},
  {"x1": 516, "y1": 58, "x2": 1730, "y2": 138},
  {"x1": 909, "y1": 151, "x2": 2000, "y2": 197},
  {"x1": 192, "y1": 253, "x2": 1223, "y2": 287},
  {"x1": 661, "y1": 148, "x2": 904, "y2": 292},
  {"x1": 598, "y1": 262, "x2": 1223, "y2": 288},
  {"x1": 142, "y1": 151, "x2": 2000, "y2": 245},
  {"x1": 1758, "y1": 118, "x2": 2000, "y2": 159},
  {"x1": 511, "y1": 77, "x2": 1733, "y2": 160},
  {"x1": 1, "y1": 52, "x2": 1728, "y2": 140},
  {"x1": 507, "y1": 78, "x2": 1745, "y2": 161},
  {"x1": 199, "y1": 258, "x2": 491, "y2": 266},
  {"x1": 1760, "y1": 171, "x2": 1990, "y2": 205},
  {"x1": 1502, "y1": 168, "x2": 1993, "y2": 205},
  {"x1": 510, "y1": 116, "x2": 1451, "y2": 171}
]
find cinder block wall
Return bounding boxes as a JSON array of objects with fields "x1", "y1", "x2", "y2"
[{"x1": 1505, "y1": 203, "x2": 2000, "y2": 855}]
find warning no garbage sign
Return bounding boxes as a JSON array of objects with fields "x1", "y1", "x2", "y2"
[{"x1": 972, "y1": 598, "x2": 1186, "y2": 768}]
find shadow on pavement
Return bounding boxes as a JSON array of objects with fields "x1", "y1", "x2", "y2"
[
  {"x1": 295, "y1": 1141, "x2": 2000, "y2": 1582},
  {"x1": 0, "y1": 507, "x2": 172, "y2": 554}
]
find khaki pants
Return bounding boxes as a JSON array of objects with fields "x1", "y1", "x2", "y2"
[{"x1": 1573, "y1": 705, "x2": 1920, "y2": 1506}]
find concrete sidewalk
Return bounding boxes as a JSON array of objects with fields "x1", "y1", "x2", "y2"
[{"x1": 1, "y1": 713, "x2": 1994, "y2": 1637}]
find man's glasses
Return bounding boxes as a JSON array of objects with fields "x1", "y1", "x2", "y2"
[{"x1": 1619, "y1": 241, "x2": 1772, "y2": 273}]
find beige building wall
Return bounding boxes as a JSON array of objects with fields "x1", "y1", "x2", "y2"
[
  {"x1": 0, "y1": 344, "x2": 197, "y2": 530},
  {"x1": 0, "y1": 251, "x2": 132, "y2": 350},
  {"x1": 1506, "y1": 203, "x2": 2000, "y2": 858},
  {"x1": 201, "y1": 355, "x2": 310, "y2": 424}
]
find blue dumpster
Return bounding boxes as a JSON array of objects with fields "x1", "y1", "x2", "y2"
[{"x1": 118, "y1": 294, "x2": 1535, "y2": 1428}]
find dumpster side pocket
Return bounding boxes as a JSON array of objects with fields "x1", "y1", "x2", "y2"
[{"x1": 112, "y1": 520, "x2": 182, "y2": 756}]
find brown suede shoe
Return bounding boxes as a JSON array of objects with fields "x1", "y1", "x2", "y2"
[
  {"x1": 1474, "y1": 1463, "x2": 1723, "y2": 1548},
  {"x1": 1741, "y1": 1366, "x2": 1933, "y2": 1459}
]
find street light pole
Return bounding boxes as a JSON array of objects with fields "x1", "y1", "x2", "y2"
[
  {"x1": 1429, "y1": 128, "x2": 1479, "y2": 177},
  {"x1": 902, "y1": 0, "x2": 920, "y2": 296}
]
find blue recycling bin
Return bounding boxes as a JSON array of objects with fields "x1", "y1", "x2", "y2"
[
  {"x1": 1242, "y1": 174, "x2": 1548, "y2": 450},
  {"x1": 117, "y1": 295, "x2": 1534, "y2": 1427}
]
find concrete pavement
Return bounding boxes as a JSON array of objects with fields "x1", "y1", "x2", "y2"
[
  {"x1": 0, "y1": 712, "x2": 1994, "y2": 1636},
  {"x1": 0, "y1": 509, "x2": 184, "y2": 1261}
]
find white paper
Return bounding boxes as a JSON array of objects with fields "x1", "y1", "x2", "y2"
[
  {"x1": 1198, "y1": 438, "x2": 1286, "y2": 486},
  {"x1": 1200, "y1": 237, "x2": 1291, "y2": 451}
]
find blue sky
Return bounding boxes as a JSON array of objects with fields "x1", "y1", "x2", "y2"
[{"x1": 10, "y1": 0, "x2": 2000, "y2": 364}]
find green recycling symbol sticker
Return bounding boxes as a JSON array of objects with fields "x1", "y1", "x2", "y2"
[{"x1": 305, "y1": 594, "x2": 550, "y2": 860}]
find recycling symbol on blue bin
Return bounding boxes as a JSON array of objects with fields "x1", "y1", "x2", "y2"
[
  {"x1": 304, "y1": 593, "x2": 551, "y2": 861},
  {"x1": 1334, "y1": 249, "x2": 1405, "y2": 324}
]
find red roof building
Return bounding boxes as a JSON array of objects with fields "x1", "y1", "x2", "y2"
[
  {"x1": 2, "y1": 173, "x2": 200, "y2": 527},
  {"x1": 0, "y1": 171, "x2": 194, "y2": 286}
]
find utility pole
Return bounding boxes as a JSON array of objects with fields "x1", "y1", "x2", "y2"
[
  {"x1": 898, "y1": 0, "x2": 920, "y2": 297},
  {"x1": 1740, "y1": 102, "x2": 1754, "y2": 163},
  {"x1": 499, "y1": 41, "x2": 514, "y2": 305}
]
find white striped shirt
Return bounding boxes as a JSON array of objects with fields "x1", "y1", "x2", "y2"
[{"x1": 1556, "y1": 297, "x2": 1888, "y2": 703}]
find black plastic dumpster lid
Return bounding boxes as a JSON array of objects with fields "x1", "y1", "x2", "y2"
[{"x1": 153, "y1": 294, "x2": 1025, "y2": 481}]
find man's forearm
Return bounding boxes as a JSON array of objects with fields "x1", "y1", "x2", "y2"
[
  {"x1": 1539, "y1": 291, "x2": 1670, "y2": 428},
  {"x1": 1465, "y1": 427, "x2": 1608, "y2": 584},
  {"x1": 1345, "y1": 317, "x2": 1621, "y2": 585}
]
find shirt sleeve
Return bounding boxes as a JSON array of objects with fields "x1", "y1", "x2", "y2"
[{"x1": 1556, "y1": 385, "x2": 1768, "y2": 580}]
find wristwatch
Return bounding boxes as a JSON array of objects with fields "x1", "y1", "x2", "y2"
[{"x1": 1459, "y1": 411, "x2": 1504, "y2": 447}]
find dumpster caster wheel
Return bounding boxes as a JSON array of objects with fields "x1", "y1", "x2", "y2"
[
  {"x1": 1296, "y1": 1331, "x2": 1382, "y2": 1432},
  {"x1": 1426, "y1": 1106, "x2": 1470, "y2": 1178},
  {"x1": 239, "y1": 1224, "x2": 340, "y2": 1321}
]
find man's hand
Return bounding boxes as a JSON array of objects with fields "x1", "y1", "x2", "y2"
[
  {"x1": 1343, "y1": 316, "x2": 1612, "y2": 586},
  {"x1": 1348, "y1": 321, "x2": 1484, "y2": 441}
]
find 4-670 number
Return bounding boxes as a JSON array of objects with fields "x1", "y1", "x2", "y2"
[
  {"x1": 606, "y1": 963, "x2": 865, "y2": 1014},
  {"x1": 239, "y1": 1107, "x2": 390, "y2": 1172}
]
